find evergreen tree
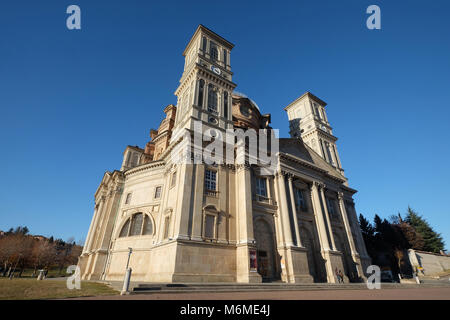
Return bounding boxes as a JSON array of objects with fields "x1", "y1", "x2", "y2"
[
  {"x1": 404, "y1": 207, "x2": 445, "y2": 253},
  {"x1": 397, "y1": 221, "x2": 424, "y2": 250},
  {"x1": 359, "y1": 214, "x2": 375, "y2": 257}
]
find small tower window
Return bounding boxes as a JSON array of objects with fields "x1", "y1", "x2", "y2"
[
  {"x1": 198, "y1": 79, "x2": 205, "y2": 107},
  {"x1": 223, "y1": 49, "x2": 227, "y2": 65},
  {"x1": 326, "y1": 144, "x2": 335, "y2": 166},
  {"x1": 210, "y1": 42, "x2": 218, "y2": 60},
  {"x1": 207, "y1": 84, "x2": 218, "y2": 113},
  {"x1": 202, "y1": 36, "x2": 207, "y2": 52},
  {"x1": 224, "y1": 91, "x2": 228, "y2": 118}
]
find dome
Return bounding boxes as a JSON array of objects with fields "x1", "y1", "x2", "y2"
[
  {"x1": 231, "y1": 92, "x2": 270, "y2": 130},
  {"x1": 232, "y1": 91, "x2": 260, "y2": 112}
]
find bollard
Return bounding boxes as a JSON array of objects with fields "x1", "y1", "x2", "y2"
[
  {"x1": 121, "y1": 267, "x2": 132, "y2": 295},
  {"x1": 37, "y1": 270, "x2": 44, "y2": 280}
]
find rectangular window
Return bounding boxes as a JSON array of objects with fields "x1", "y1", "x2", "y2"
[
  {"x1": 204, "y1": 215, "x2": 215, "y2": 239},
  {"x1": 202, "y1": 36, "x2": 207, "y2": 52},
  {"x1": 210, "y1": 42, "x2": 218, "y2": 60},
  {"x1": 223, "y1": 49, "x2": 227, "y2": 65},
  {"x1": 326, "y1": 144, "x2": 335, "y2": 166},
  {"x1": 154, "y1": 186, "x2": 162, "y2": 199},
  {"x1": 204, "y1": 169, "x2": 217, "y2": 191},
  {"x1": 125, "y1": 193, "x2": 132, "y2": 204},
  {"x1": 255, "y1": 177, "x2": 267, "y2": 197},
  {"x1": 207, "y1": 84, "x2": 218, "y2": 113},
  {"x1": 295, "y1": 188, "x2": 307, "y2": 211},
  {"x1": 327, "y1": 198, "x2": 335, "y2": 216},
  {"x1": 163, "y1": 216, "x2": 170, "y2": 240},
  {"x1": 224, "y1": 91, "x2": 228, "y2": 118},
  {"x1": 171, "y1": 171, "x2": 177, "y2": 188}
]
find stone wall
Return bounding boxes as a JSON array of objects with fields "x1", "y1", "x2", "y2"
[{"x1": 408, "y1": 249, "x2": 450, "y2": 276}]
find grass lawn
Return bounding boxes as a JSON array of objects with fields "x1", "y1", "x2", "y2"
[{"x1": 0, "y1": 278, "x2": 119, "y2": 300}]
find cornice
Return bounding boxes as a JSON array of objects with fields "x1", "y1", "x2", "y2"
[
  {"x1": 182, "y1": 24, "x2": 234, "y2": 57},
  {"x1": 124, "y1": 160, "x2": 165, "y2": 177},
  {"x1": 279, "y1": 152, "x2": 346, "y2": 184},
  {"x1": 284, "y1": 91, "x2": 328, "y2": 111}
]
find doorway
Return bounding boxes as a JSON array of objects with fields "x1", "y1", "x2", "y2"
[{"x1": 254, "y1": 219, "x2": 276, "y2": 281}]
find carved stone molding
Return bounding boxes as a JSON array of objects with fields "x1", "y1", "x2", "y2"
[
  {"x1": 235, "y1": 163, "x2": 251, "y2": 172},
  {"x1": 312, "y1": 181, "x2": 326, "y2": 189}
]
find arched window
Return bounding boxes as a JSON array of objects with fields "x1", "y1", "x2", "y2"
[
  {"x1": 119, "y1": 219, "x2": 130, "y2": 238},
  {"x1": 129, "y1": 213, "x2": 143, "y2": 236},
  {"x1": 223, "y1": 91, "x2": 228, "y2": 118},
  {"x1": 142, "y1": 215, "x2": 153, "y2": 235},
  {"x1": 118, "y1": 213, "x2": 153, "y2": 238},
  {"x1": 208, "y1": 84, "x2": 217, "y2": 113},
  {"x1": 198, "y1": 79, "x2": 205, "y2": 107}
]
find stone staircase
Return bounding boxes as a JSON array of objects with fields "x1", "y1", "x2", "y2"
[
  {"x1": 98, "y1": 279, "x2": 450, "y2": 294},
  {"x1": 124, "y1": 281, "x2": 450, "y2": 294}
]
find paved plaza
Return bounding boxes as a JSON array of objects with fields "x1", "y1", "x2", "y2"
[{"x1": 69, "y1": 286, "x2": 450, "y2": 300}]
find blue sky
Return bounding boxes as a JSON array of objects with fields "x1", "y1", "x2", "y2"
[{"x1": 0, "y1": 0, "x2": 449, "y2": 248}]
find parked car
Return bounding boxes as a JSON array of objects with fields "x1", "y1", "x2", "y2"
[{"x1": 380, "y1": 270, "x2": 396, "y2": 282}]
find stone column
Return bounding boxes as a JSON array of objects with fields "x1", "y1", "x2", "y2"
[
  {"x1": 272, "y1": 174, "x2": 285, "y2": 246},
  {"x1": 235, "y1": 164, "x2": 261, "y2": 283},
  {"x1": 338, "y1": 192, "x2": 366, "y2": 281},
  {"x1": 275, "y1": 172, "x2": 294, "y2": 246},
  {"x1": 310, "y1": 182, "x2": 346, "y2": 283},
  {"x1": 85, "y1": 196, "x2": 105, "y2": 253},
  {"x1": 274, "y1": 172, "x2": 313, "y2": 283},
  {"x1": 338, "y1": 192, "x2": 357, "y2": 256},
  {"x1": 319, "y1": 186, "x2": 337, "y2": 251},
  {"x1": 288, "y1": 175, "x2": 302, "y2": 247},
  {"x1": 310, "y1": 182, "x2": 330, "y2": 251},
  {"x1": 173, "y1": 163, "x2": 194, "y2": 240},
  {"x1": 191, "y1": 163, "x2": 204, "y2": 241}
]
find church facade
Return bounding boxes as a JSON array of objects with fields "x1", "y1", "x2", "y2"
[{"x1": 78, "y1": 25, "x2": 371, "y2": 283}]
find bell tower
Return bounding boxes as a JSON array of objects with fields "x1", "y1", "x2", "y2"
[
  {"x1": 172, "y1": 25, "x2": 237, "y2": 141},
  {"x1": 284, "y1": 92, "x2": 344, "y2": 175}
]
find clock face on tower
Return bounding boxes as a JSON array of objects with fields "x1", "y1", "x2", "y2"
[{"x1": 210, "y1": 65, "x2": 221, "y2": 75}]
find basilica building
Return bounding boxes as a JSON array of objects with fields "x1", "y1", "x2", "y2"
[{"x1": 78, "y1": 25, "x2": 371, "y2": 283}]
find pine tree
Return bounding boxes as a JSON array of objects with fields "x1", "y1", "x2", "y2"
[
  {"x1": 359, "y1": 214, "x2": 375, "y2": 257},
  {"x1": 404, "y1": 207, "x2": 445, "y2": 253}
]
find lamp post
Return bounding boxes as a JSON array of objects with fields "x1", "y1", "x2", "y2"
[
  {"x1": 126, "y1": 247, "x2": 132, "y2": 270},
  {"x1": 121, "y1": 247, "x2": 133, "y2": 295}
]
